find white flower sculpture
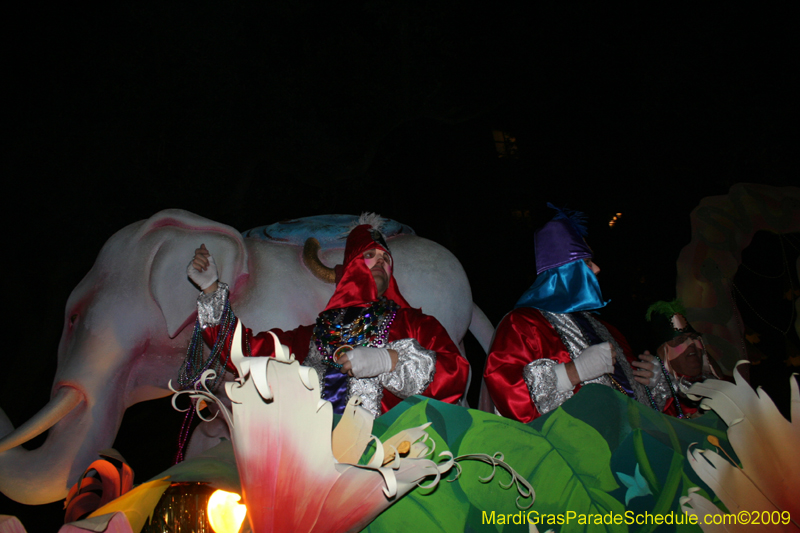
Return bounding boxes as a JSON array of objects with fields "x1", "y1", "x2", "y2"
[
  {"x1": 172, "y1": 321, "x2": 454, "y2": 533},
  {"x1": 681, "y1": 362, "x2": 800, "y2": 532}
]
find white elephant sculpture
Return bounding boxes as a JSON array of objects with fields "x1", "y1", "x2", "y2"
[{"x1": 0, "y1": 209, "x2": 494, "y2": 505}]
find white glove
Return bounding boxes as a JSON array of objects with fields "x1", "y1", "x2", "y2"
[
  {"x1": 573, "y1": 342, "x2": 614, "y2": 382},
  {"x1": 346, "y1": 347, "x2": 393, "y2": 378},
  {"x1": 187, "y1": 254, "x2": 219, "y2": 290}
]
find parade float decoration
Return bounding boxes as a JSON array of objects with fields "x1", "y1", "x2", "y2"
[
  {"x1": 2, "y1": 203, "x2": 799, "y2": 532},
  {"x1": 676, "y1": 184, "x2": 800, "y2": 373},
  {"x1": 170, "y1": 324, "x2": 461, "y2": 532},
  {"x1": 49, "y1": 321, "x2": 535, "y2": 533},
  {"x1": 681, "y1": 363, "x2": 799, "y2": 532},
  {"x1": 63, "y1": 451, "x2": 135, "y2": 524},
  {"x1": 0, "y1": 211, "x2": 493, "y2": 507},
  {"x1": 6, "y1": 354, "x2": 798, "y2": 532}
]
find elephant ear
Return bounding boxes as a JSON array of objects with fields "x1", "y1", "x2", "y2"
[{"x1": 143, "y1": 210, "x2": 249, "y2": 338}]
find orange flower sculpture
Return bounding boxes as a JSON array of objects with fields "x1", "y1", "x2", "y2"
[{"x1": 63, "y1": 453, "x2": 134, "y2": 523}]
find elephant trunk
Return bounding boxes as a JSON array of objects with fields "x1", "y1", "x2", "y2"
[
  {"x1": 0, "y1": 387, "x2": 98, "y2": 504},
  {"x1": 302, "y1": 237, "x2": 336, "y2": 283},
  {"x1": 0, "y1": 387, "x2": 82, "y2": 453}
]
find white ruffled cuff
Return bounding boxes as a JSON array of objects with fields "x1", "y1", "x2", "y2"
[
  {"x1": 523, "y1": 359, "x2": 574, "y2": 416},
  {"x1": 378, "y1": 338, "x2": 436, "y2": 399}
]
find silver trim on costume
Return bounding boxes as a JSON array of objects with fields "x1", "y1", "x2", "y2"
[
  {"x1": 348, "y1": 376, "x2": 384, "y2": 418},
  {"x1": 304, "y1": 337, "x2": 436, "y2": 419},
  {"x1": 675, "y1": 376, "x2": 694, "y2": 396},
  {"x1": 523, "y1": 359, "x2": 574, "y2": 416},
  {"x1": 303, "y1": 338, "x2": 331, "y2": 402},
  {"x1": 582, "y1": 313, "x2": 670, "y2": 411},
  {"x1": 523, "y1": 311, "x2": 669, "y2": 414},
  {"x1": 644, "y1": 360, "x2": 672, "y2": 410},
  {"x1": 379, "y1": 338, "x2": 436, "y2": 400},
  {"x1": 196, "y1": 282, "x2": 229, "y2": 328}
]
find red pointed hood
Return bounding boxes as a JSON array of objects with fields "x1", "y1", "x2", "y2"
[{"x1": 323, "y1": 224, "x2": 412, "y2": 311}]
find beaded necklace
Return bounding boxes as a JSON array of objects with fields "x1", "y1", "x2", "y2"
[
  {"x1": 312, "y1": 297, "x2": 399, "y2": 369},
  {"x1": 175, "y1": 300, "x2": 252, "y2": 463},
  {"x1": 177, "y1": 299, "x2": 248, "y2": 391}
]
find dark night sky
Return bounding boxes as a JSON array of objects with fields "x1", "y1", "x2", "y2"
[{"x1": 2, "y1": 3, "x2": 798, "y2": 529}]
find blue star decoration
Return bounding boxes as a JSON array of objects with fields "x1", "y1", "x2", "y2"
[{"x1": 616, "y1": 464, "x2": 652, "y2": 505}]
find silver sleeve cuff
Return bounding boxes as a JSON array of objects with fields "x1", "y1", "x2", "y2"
[
  {"x1": 197, "y1": 282, "x2": 229, "y2": 328},
  {"x1": 675, "y1": 376, "x2": 695, "y2": 396},
  {"x1": 674, "y1": 374, "x2": 714, "y2": 397},
  {"x1": 523, "y1": 359, "x2": 574, "y2": 416},
  {"x1": 647, "y1": 360, "x2": 673, "y2": 411},
  {"x1": 378, "y1": 338, "x2": 436, "y2": 399}
]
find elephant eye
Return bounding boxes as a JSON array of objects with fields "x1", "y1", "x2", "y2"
[{"x1": 69, "y1": 314, "x2": 78, "y2": 326}]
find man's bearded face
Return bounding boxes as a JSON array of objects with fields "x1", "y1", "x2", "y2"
[{"x1": 363, "y1": 248, "x2": 392, "y2": 297}]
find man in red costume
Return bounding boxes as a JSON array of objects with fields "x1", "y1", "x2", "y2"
[
  {"x1": 484, "y1": 205, "x2": 679, "y2": 423},
  {"x1": 181, "y1": 213, "x2": 469, "y2": 418}
]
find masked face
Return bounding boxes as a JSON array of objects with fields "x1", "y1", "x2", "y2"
[
  {"x1": 658, "y1": 332, "x2": 704, "y2": 378},
  {"x1": 363, "y1": 248, "x2": 392, "y2": 297}
]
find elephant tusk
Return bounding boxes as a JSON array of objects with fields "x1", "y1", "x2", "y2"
[
  {"x1": 0, "y1": 387, "x2": 83, "y2": 453},
  {"x1": 302, "y1": 237, "x2": 336, "y2": 284}
]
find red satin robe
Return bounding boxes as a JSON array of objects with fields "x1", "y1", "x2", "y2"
[
  {"x1": 203, "y1": 305, "x2": 470, "y2": 415},
  {"x1": 484, "y1": 307, "x2": 675, "y2": 423}
]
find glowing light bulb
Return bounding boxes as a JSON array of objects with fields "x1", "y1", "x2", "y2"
[{"x1": 208, "y1": 489, "x2": 247, "y2": 533}]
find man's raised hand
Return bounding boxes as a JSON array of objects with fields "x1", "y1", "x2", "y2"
[
  {"x1": 187, "y1": 243, "x2": 219, "y2": 292},
  {"x1": 631, "y1": 351, "x2": 661, "y2": 387}
]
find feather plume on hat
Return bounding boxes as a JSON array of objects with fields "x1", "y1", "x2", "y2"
[
  {"x1": 343, "y1": 212, "x2": 386, "y2": 236},
  {"x1": 546, "y1": 202, "x2": 588, "y2": 238},
  {"x1": 645, "y1": 299, "x2": 687, "y2": 322}
]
